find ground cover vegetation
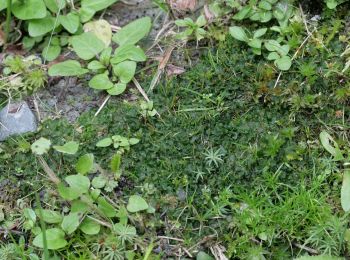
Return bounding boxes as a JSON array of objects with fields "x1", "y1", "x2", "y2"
[{"x1": 1, "y1": 0, "x2": 350, "y2": 259}]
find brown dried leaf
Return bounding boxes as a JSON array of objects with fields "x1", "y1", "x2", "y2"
[
  {"x1": 0, "y1": 27, "x2": 5, "y2": 47},
  {"x1": 166, "y1": 64, "x2": 186, "y2": 76},
  {"x1": 204, "y1": 4, "x2": 215, "y2": 23},
  {"x1": 168, "y1": 0, "x2": 197, "y2": 12}
]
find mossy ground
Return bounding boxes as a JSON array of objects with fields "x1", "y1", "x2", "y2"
[{"x1": 1, "y1": 26, "x2": 350, "y2": 258}]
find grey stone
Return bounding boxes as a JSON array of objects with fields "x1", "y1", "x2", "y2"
[{"x1": 0, "y1": 102, "x2": 37, "y2": 141}]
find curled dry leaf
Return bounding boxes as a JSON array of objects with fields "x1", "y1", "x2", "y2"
[
  {"x1": 166, "y1": 64, "x2": 186, "y2": 76},
  {"x1": 0, "y1": 27, "x2": 5, "y2": 46},
  {"x1": 168, "y1": 0, "x2": 197, "y2": 12},
  {"x1": 204, "y1": 4, "x2": 215, "y2": 23}
]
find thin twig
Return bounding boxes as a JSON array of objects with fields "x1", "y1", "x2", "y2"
[
  {"x1": 157, "y1": 236, "x2": 184, "y2": 242},
  {"x1": 293, "y1": 242, "x2": 319, "y2": 255},
  {"x1": 94, "y1": 95, "x2": 111, "y2": 117},
  {"x1": 132, "y1": 78, "x2": 150, "y2": 102}
]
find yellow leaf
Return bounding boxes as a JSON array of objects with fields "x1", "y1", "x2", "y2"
[{"x1": 83, "y1": 19, "x2": 112, "y2": 47}]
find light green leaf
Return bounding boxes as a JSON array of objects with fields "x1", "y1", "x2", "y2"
[
  {"x1": 33, "y1": 228, "x2": 67, "y2": 250},
  {"x1": 92, "y1": 175, "x2": 107, "y2": 189},
  {"x1": 129, "y1": 138, "x2": 140, "y2": 145},
  {"x1": 48, "y1": 60, "x2": 88, "y2": 77},
  {"x1": 275, "y1": 56, "x2": 292, "y2": 71},
  {"x1": 197, "y1": 251, "x2": 214, "y2": 260},
  {"x1": 110, "y1": 153, "x2": 121, "y2": 173},
  {"x1": 71, "y1": 32, "x2": 105, "y2": 60},
  {"x1": 229, "y1": 26, "x2": 248, "y2": 42},
  {"x1": 58, "y1": 184, "x2": 81, "y2": 200},
  {"x1": 107, "y1": 83, "x2": 127, "y2": 96},
  {"x1": 111, "y1": 44, "x2": 147, "y2": 64},
  {"x1": 267, "y1": 52, "x2": 280, "y2": 60},
  {"x1": 0, "y1": 1, "x2": 7, "y2": 11},
  {"x1": 97, "y1": 197, "x2": 117, "y2": 217},
  {"x1": 195, "y1": 15, "x2": 207, "y2": 27},
  {"x1": 96, "y1": 137, "x2": 113, "y2": 147},
  {"x1": 59, "y1": 13, "x2": 80, "y2": 34},
  {"x1": 40, "y1": 209, "x2": 62, "y2": 224},
  {"x1": 76, "y1": 154, "x2": 94, "y2": 175},
  {"x1": 44, "y1": 0, "x2": 66, "y2": 13},
  {"x1": 319, "y1": 131, "x2": 344, "y2": 161},
  {"x1": 12, "y1": 0, "x2": 47, "y2": 20},
  {"x1": 65, "y1": 174, "x2": 90, "y2": 194},
  {"x1": 327, "y1": 0, "x2": 338, "y2": 9},
  {"x1": 78, "y1": 7, "x2": 95, "y2": 23},
  {"x1": 253, "y1": 28, "x2": 267, "y2": 38},
  {"x1": 88, "y1": 61, "x2": 105, "y2": 70},
  {"x1": 28, "y1": 16, "x2": 57, "y2": 37},
  {"x1": 113, "y1": 61, "x2": 136, "y2": 83},
  {"x1": 113, "y1": 17, "x2": 152, "y2": 46},
  {"x1": 89, "y1": 74, "x2": 114, "y2": 90},
  {"x1": 342, "y1": 170, "x2": 350, "y2": 212},
  {"x1": 53, "y1": 141, "x2": 79, "y2": 155},
  {"x1": 127, "y1": 195, "x2": 149, "y2": 213},
  {"x1": 42, "y1": 45, "x2": 61, "y2": 62},
  {"x1": 71, "y1": 200, "x2": 89, "y2": 213},
  {"x1": 83, "y1": 19, "x2": 112, "y2": 47},
  {"x1": 80, "y1": 217, "x2": 101, "y2": 235},
  {"x1": 248, "y1": 38, "x2": 262, "y2": 49},
  {"x1": 259, "y1": 11, "x2": 272, "y2": 23},
  {"x1": 265, "y1": 40, "x2": 281, "y2": 52},
  {"x1": 81, "y1": 0, "x2": 117, "y2": 12},
  {"x1": 61, "y1": 213, "x2": 80, "y2": 234},
  {"x1": 31, "y1": 137, "x2": 51, "y2": 155},
  {"x1": 233, "y1": 6, "x2": 251, "y2": 20},
  {"x1": 259, "y1": 0, "x2": 272, "y2": 10}
]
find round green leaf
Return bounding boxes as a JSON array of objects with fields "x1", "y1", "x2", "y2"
[
  {"x1": 81, "y1": 0, "x2": 117, "y2": 12},
  {"x1": 76, "y1": 153, "x2": 94, "y2": 175},
  {"x1": 80, "y1": 217, "x2": 101, "y2": 235},
  {"x1": 111, "y1": 44, "x2": 147, "y2": 64},
  {"x1": 65, "y1": 174, "x2": 90, "y2": 194},
  {"x1": 40, "y1": 209, "x2": 62, "y2": 224},
  {"x1": 113, "y1": 61, "x2": 136, "y2": 83},
  {"x1": 89, "y1": 74, "x2": 114, "y2": 90},
  {"x1": 92, "y1": 175, "x2": 107, "y2": 189},
  {"x1": 112, "y1": 17, "x2": 152, "y2": 46},
  {"x1": 42, "y1": 45, "x2": 61, "y2": 62},
  {"x1": 197, "y1": 251, "x2": 214, "y2": 260},
  {"x1": 275, "y1": 56, "x2": 292, "y2": 71},
  {"x1": 127, "y1": 195, "x2": 149, "y2": 213},
  {"x1": 97, "y1": 197, "x2": 117, "y2": 217},
  {"x1": 61, "y1": 213, "x2": 80, "y2": 234},
  {"x1": 33, "y1": 228, "x2": 67, "y2": 250},
  {"x1": 59, "y1": 13, "x2": 80, "y2": 34},
  {"x1": 31, "y1": 137, "x2": 51, "y2": 155},
  {"x1": 12, "y1": 0, "x2": 47, "y2": 20},
  {"x1": 28, "y1": 16, "x2": 57, "y2": 37},
  {"x1": 48, "y1": 60, "x2": 88, "y2": 77},
  {"x1": 53, "y1": 141, "x2": 79, "y2": 155},
  {"x1": 44, "y1": 0, "x2": 66, "y2": 13},
  {"x1": 71, "y1": 32, "x2": 105, "y2": 60},
  {"x1": 96, "y1": 137, "x2": 113, "y2": 147},
  {"x1": 229, "y1": 26, "x2": 248, "y2": 42},
  {"x1": 107, "y1": 83, "x2": 127, "y2": 96}
]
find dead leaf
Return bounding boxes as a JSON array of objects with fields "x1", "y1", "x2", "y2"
[
  {"x1": 159, "y1": 46, "x2": 175, "y2": 70},
  {"x1": 204, "y1": 4, "x2": 215, "y2": 23},
  {"x1": 166, "y1": 64, "x2": 186, "y2": 76},
  {"x1": 83, "y1": 19, "x2": 112, "y2": 47},
  {"x1": 168, "y1": 0, "x2": 197, "y2": 12},
  {"x1": 0, "y1": 27, "x2": 5, "y2": 47},
  {"x1": 210, "y1": 244, "x2": 228, "y2": 260}
]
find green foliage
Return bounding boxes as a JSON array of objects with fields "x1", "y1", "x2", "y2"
[
  {"x1": 49, "y1": 17, "x2": 152, "y2": 98},
  {"x1": 0, "y1": 55, "x2": 47, "y2": 99}
]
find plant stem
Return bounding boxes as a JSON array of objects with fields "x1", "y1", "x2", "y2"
[{"x1": 5, "y1": 0, "x2": 12, "y2": 43}]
